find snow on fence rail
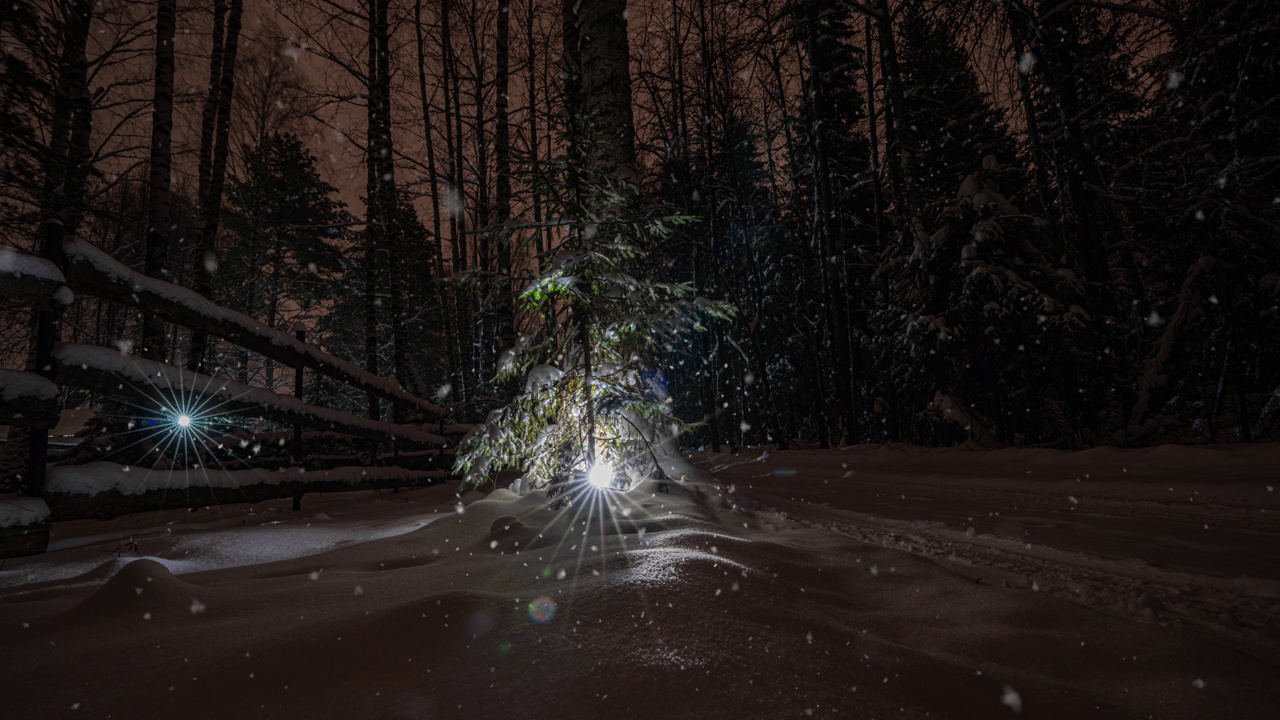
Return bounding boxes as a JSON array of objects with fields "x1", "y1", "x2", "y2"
[
  {"x1": 62, "y1": 238, "x2": 447, "y2": 421},
  {"x1": 0, "y1": 498, "x2": 50, "y2": 558},
  {"x1": 0, "y1": 368, "x2": 61, "y2": 427},
  {"x1": 43, "y1": 462, "x2": 448, "y2": 520},
  {"x1": 52, "y1": 343, "x2": 446, "y2": 446},
  {"x1": 0, "y1": 247, "x2": 71, "y2": 309}
]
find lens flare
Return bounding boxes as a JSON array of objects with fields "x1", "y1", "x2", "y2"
[
  {"x1": 526, "y1": 595, "x2": 556, "y2": 623},
  {"x1": 177, "y1": 414, "x2": 192, "y2": 428},
  {"x1": 588, "y1": 462, "x2": 613, "y2": 488}
]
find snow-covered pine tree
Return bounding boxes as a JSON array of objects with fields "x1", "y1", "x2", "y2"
[
  {"x1": 897, "y1": 2, "x2": 1018, "y2": 210},
  {"x1": 870, "y1": 157, "x2": 1101, "y2": 446},
  {"x1": 453, "y1": 129, "x2": 733, "y2": 491}
]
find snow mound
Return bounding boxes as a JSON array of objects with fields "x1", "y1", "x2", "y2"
[{"x1": 61, "y1": 558, "x2": 209, "y2": 624}]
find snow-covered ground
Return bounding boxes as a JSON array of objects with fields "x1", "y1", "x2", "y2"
[{"x1": 0, "y1": 445, "x2": 1276, "y2": 719}]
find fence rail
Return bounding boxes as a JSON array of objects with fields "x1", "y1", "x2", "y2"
[
  {"x1": 0, "y1": 248, "x2": 67, "y2": 309},
  {"x1": 63, "y1": 239, "x2": 447, "y2": 421},
  {"x1": 1, "y1": 239, "x2": 466, "y2": 553},
  {"x1": 51, "y1": 343, "x2": 446, "y2": 445},
  {"x1": 0, "y1": 369, "x2": 61, "y2": 427},
  {"x1": 43, "y1": 463, "x2": 449, "y2": 520}
]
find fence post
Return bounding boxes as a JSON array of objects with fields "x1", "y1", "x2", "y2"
[
  {"x1": 24, "y1": 222, "x2": 68, "y2": 498},
  {"x1": 291, "y1": 328, "x2": 305, "y2": 511},
  {"x1": 391, "y1": 404, "x2": 400, "y2": 463},
  {"x1": 292, "y1": 329, "x2": 306, "y2": 459}
]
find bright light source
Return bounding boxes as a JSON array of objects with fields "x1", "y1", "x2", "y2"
[
  {"x1": 176, "y1": 414, "x2": 192, "y2": 428},
  {"x1": 588, "y1": 462, "x2": 614, "y2": 488}
]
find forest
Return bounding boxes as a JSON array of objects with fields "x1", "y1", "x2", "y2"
[
  {"x1": 1, "y1": 3, "x2": 1278, "y2": 718},
  {"x1": 2, "y1": 0, "x2": 1277, "y2": 464}
]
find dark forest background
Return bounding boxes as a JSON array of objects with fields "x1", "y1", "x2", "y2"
[{"x1": 1, "y1": 0, "x2": 1277, "y2": 453}]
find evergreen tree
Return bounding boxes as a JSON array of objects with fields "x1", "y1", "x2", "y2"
[
  {"x1": 1011, "y1": 0, "x2": 1139, "y2": 292},
  {"x1": 871, "y1": 158, "x2": 1102, "y2": 446},
  {"x1": 308, "y1": 189, "x2": 444, "y2": 417},
  {"x1": 218, "y1": 133, "x2": 345, "y2": 384},
  {"x1": 897, "y1": 3, "x2": 1018, "y2": 209},
  {"x1": 454, "y1": 132, "x2": 732, "y2": 490},
  {"x1": 656, "y1": 108, "x2": 783, "y2": 450},
  {"x1": 385, "y1": 188, "x2": 445, "y2": 401}
]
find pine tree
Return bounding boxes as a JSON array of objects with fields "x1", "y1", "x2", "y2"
[
  {"x1": 220, "y1": 133, "x2": 346, "y2": 376},
  {"x1": 871, "y1": 158, "x2": 1102, "y2": 446},
  {"x1": 897, "y1": 3, "x2": 1018, "y2": 210},
  {"x1": 1010, "y1": 0, "x2": 1138, "y2": 292},
  {"x1": 453, "y1": 131, "x2": 732, "y2": 490}
]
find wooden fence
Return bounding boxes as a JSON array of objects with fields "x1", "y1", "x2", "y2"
[{"x1": 1, "y1": 238, "x2": 467, "y2": 556}]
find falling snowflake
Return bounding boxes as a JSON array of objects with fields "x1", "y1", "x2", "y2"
[{"x1": 1001, "y1": 685, "x2": 1023, "y2": 713}]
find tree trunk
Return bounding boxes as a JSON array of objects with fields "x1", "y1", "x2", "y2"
[
  {"x1": 141, "y1": 0, "x2": 177, "y2": 362},
  {"x1": 802, "y1": 0, "x2": 853, "y2": 443},
  {"x1": 24, "y1": 0, "x2": 94, "y2": 497},
  {"x1": 864, "y1": 15, "x2": 885, "y2": 251},
  {"x1": 525, "y1": 0, "x2": 546, "y2": 269},
  {"x1": 561, "y1": 0, "x2": 635, "y2": 456},
  {"x1": 494, "y1": 0, "x2": 515, "y2": 357},
  {"x1": 415, "y1": 0, "x2": 458, "y2": 400},
  {"x1": 871, "y1": 0, "x2": 922, "y2": 228},
  {"x1": 440, "y1": 0, "x2": 468, "y2": 403},
  {"x1": 370, "y1": 0, "x2": 409, "y2": 406},
  {"x1": 443, "y1": 0, "x2": 473, "y2": 399},
  {"x1": 364, "y1": 0, "x2": 385, "y2": 424},
  {"x1": 570, "y1": 0, "x2": 636, "y2": 172},
  {"x1": 188, "y1": 0, "x2": 244, "y2": 372},
  {"x1": 467, "y1": 13, "x2": 492, "y2": 383}
]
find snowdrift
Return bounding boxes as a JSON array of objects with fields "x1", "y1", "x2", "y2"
[{"x1": 0, "y1": 453, "x2": 1276, "y2": 719}]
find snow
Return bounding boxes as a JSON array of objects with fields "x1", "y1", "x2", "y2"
[
  {"x1": 0, "y1": 487, "x2": 450, "y2": 589},
  {"x1": 52, "y1": 343, "x2": 445, "y2": 445},
  {"x1": 63, "y1": 239, "x2": 445, "y2": 419},
  {"x1": 0, "y1": 446, "x2": 1276, "y2": 719},
  {"x1": 523, "y1": 363, "x2": 563, "y2": 393},
  {"x1": 0, "y1": 498, "x2": 49, "y2": 528},
  {"x1": 0, "y1": 368, "x2": 59, "y2": 402},
  {"x1": 45, "y1": 461, "x2": 446, "y2": 497},
  {"x1": 0, "y1": 247, "x2": 65, "y2": 284}
]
